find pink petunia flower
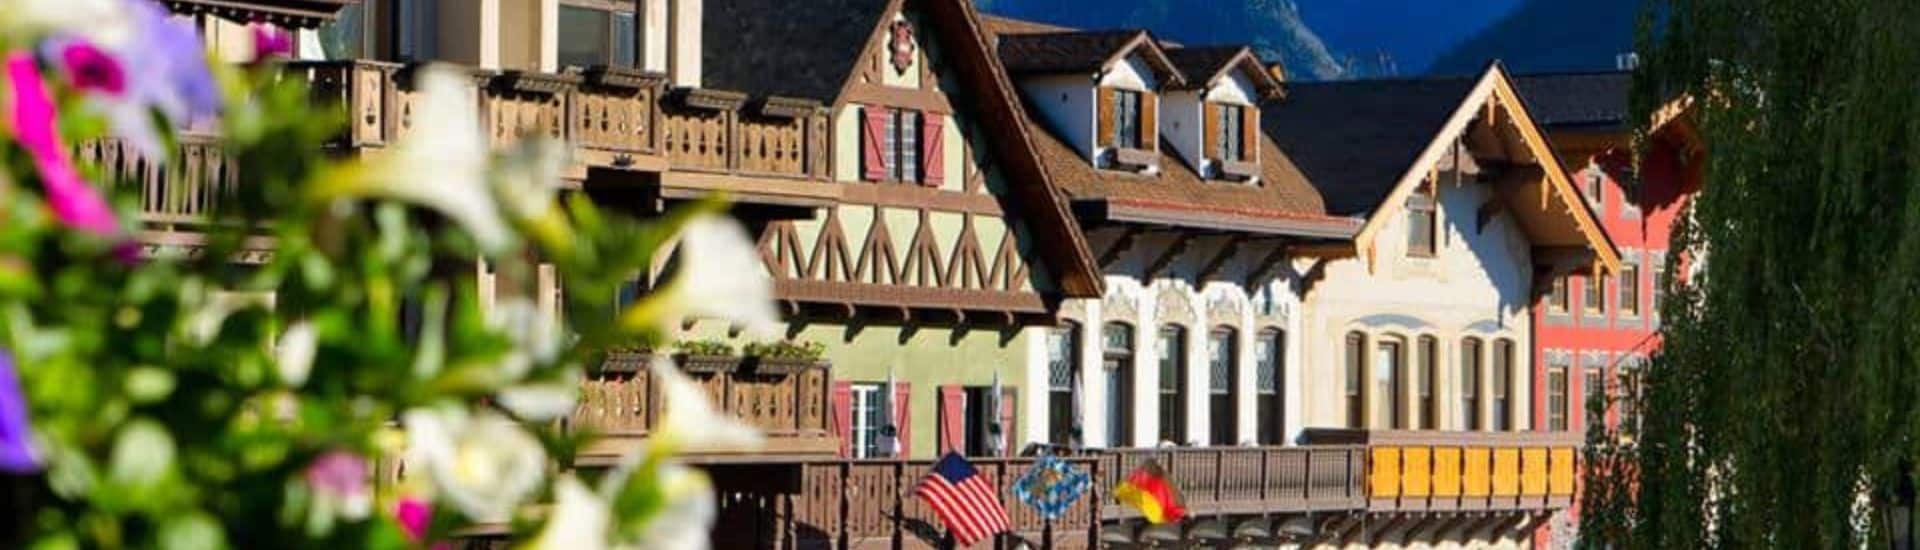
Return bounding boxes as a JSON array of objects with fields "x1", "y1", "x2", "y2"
[
  {"x1": 5, "y1": 53, "x2": 120, "y2": 237},
  {"x1": 58, "y1": 41, "x2": 125, "y2": 96},
  {"x1": 250, "y1": 24, "x2": 292, "y2": 61}
]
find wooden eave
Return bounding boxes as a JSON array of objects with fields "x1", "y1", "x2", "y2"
[
  {"x1": 1177, "y1": 47, "x2": 1285, "y2": 99},
  {"x1": 1350, "y1": 63, "x2": 1622, "y2": 275},
  {"x1": 1075, "y1": 197, "x2": 1361, "y2": 240},
  {"x1": 919, "y1": 0, "x2": 1107, "y2": 299},
  {"x1": 1100, "y1": 31, "x2": 1189, "y2": 89},
  {"x1": 164, "y1": 0, "x2": 359, "y2": 29}
]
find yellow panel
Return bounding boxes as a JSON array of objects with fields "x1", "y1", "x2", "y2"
[
  {"x1": 1492, "y1": 448, "x2": 1521, "y2": 496},
  {"x1": 1370, "y1": 447, "x2": 1402, "y2": 497},
  {"x1": 1402, "y1": 447, "x2": 1432, "y2": 497},
  {"x1": 1521, "y1": 447, "x2": 1549, "y2": 495},
  {"x1": 1432, "y1": 447, "x2": 1462, "y2": 496},
  {"x1": 1463, "y1": 448, "x2": 1491, "y2": 496},
  {"x1": 1550, "y1": 447, "x2": 1577, "y2": 495}
]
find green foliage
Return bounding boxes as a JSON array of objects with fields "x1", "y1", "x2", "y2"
[
  {"x1": 0, "y1": 60, "x2": 715, "y2": 547},
  {"x1": 742, "y1": 340, "x2": 826, "y2": 361},
  {"x1": 671, "y1": 339, "x2": 736, "y2": 357},
  {"x1": 1582, "y1": 1, "x2": 1920, "y2": 548}
]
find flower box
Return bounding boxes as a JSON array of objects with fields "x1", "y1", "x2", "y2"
[
  {"x1": 749, "y1": 356, "x2": 826, "y2": 376},
  {"x1": 673, "y1": 353, "x2": 742, "y2": 374},
  {"x1": 599, "y1": 350, "x2": 650, "y2": 373}
]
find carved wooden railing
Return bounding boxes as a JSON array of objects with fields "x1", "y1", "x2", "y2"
[
  {"x1": 1094, "y1": 446, "x2": 1367, "y2": 520},
  {"x1": 571, "y1": 355, "x2": 835, "y2": 463},
  {"x1": 89, "y1": 61, "x2": 833, "y2": 230},
  {"x1": 1300, "y1": 429, "x2": 1581, "y2": 512},
  {"x1": 709, "y1": 457, "x2": 1103, "y2": 549}
]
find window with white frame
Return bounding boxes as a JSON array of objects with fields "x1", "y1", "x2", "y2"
[
  {"x1": 559, "y1": 0, "x2": 640, "y2": 69},
  {"x1": 849, "y1": 383, "x2": 889, "y2": 459}
]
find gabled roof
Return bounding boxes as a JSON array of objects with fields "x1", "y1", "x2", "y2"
[
  {"x1": 1264, "y1": 77, "x2": 1480, "y2": 217},
  {"x1": 1165, "y1": 46, "x2": 1284, "y2": 98},
  {"x1": 995, "y1": 29, "x2": 1187, "y2": 87},
  {"x1": 1262, "y1": 64, "x2": 1621, "y2": 272},
  {"x1": 702, "y1": 0, "x2": 892, "y2": 102},
  {"x1": 1512, "y1": 71, "x2": 1632, "y2": 132},
  {"x1": 985, "y1": 17, "x2": 1354, "y2": 239}
]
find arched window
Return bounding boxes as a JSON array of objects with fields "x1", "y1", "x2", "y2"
[
  {"x1": 1344, "y1": 332, "x2": 1366, "y2": 428},
  {"x1": 1046, "y1": 322, "x2": 1082, "y2": 446},
  {"x1": 1158, "y1": 325, "x2": 1189, "y2": 444},
  {"x1": 1417, "y1": 336, "x2": 1438, "y2": 430},
  {"x1": 1374, "y1": 335, "x2": 1406, "y2": 429},
  {"x1": 1493, "y1": 338, "x2": 1516, "y2": 431},
  {"x1": 1255, "y1": 329, "x2": 1285, "y2": 445},
  {"x1": 1208, "y1": 327, "x2": 1238, "y2": 445},
  {"x1": 1102, "y1": 323, "x2": 1135, "y2": 447},
  {"x1": 1460, "y1": 338, "x2": 1484, "y2": 430}
]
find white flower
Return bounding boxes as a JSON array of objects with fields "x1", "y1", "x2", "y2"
[
  {"x1": 275, "y1": 321, "x2": 317, "y2": 387},
  {"x1": 497, "y1": 382, "x2": 578, "y2": 422},
  {"x1": 632, "y1": 463, "x2": 720, "y2": 550},
  {"x1": 526, "y1": 475, "x2": 610, "y2": 550},
  {"x1": 402, "y1": 406, "x2": 547, "y2": 524},
  {"x1": 352, "y1": 65, "x2": 513, "y2": 253},
  {"x1": 658, "y1": 215, "x2": 782, "y2": 339},
  {"x1": 650, "y1": 357, "x2": 762, "y2": 454},
  {"x1": 486, "y1": 298, "x2": 565, "y2": 382}
]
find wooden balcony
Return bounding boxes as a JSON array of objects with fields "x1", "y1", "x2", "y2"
[
  {"x1": 1299, "y1": 429, "x2": 1580, "y2": 513},
  {"x1": 88, "y1": 61, "x2": 837, "y2": 237},
  {"x1": 571, "y1": 354, "x2": 837, "y2": 463},
  {"x1": 708, "y1": 457, "x2": 1105, "y2": 549},
  {"x1": 1093, "y1": 446, "x2": 1366, "y2": 520}
]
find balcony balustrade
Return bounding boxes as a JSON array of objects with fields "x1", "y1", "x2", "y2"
[
  {"x1": 571, "y1": 353, "x2": 837, "y2": 462},
  {"x1": 1300, "y1": 429, "x2": 1581, "y2": 513},
  {"x1": 87, "y1": 61, "x2": 834, "y2": 232}
]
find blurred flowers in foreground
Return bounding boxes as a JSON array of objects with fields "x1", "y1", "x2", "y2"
[{"x1": 0, "y1": 2, "x2": 773, "y2": 549}]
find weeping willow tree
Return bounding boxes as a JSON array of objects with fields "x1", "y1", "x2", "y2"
[{"x1": 1581, "y1": 0, "x2": 1920, "y2": 548}]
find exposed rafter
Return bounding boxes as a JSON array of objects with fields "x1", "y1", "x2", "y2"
[
  {"x1": 1242, "y1": 242, "x2": 1293, "y2": 287},
  {"x1": 1196, "y1": 236, "x2": 1246, "y2": 281},
  {"x1": 1099, "y1": 227, "x2": 1144, "y2": 268},
  {"x1": 1144, "y1": 234, "x2": 1193, "y2": 280}
]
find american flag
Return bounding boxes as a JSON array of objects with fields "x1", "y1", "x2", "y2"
[{"x1": 915, "y1": 452, "x2": 1009, "y2": 546}]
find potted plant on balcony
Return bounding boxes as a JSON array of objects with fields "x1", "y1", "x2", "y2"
[
  {"x1": 672, "y1": 339, "x2": 742, "y2": 374},
  {"x1": 744, "y1": 340, "x2": 827, "y2": 376},
  {"x1": 598, "y1": 345, "x2": 651, "y2": 374}
]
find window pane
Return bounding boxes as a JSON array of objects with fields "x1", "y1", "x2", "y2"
[
  {"x1": 1158, "y1": 327, "x2": 1186, "y2": 444},
  {"x1": 1620, "y1": 264, "x2": 1640, "y2": 316},
  {"x1": 611, "y1": 11, "x2": 637, "y2": 68},
  {"x1": 1584, "y1": 367, "x2": 1604, "y2": 430},
  {"x1": 1584, "y1": 276, "x2": 1605, "y2": 314},
  {"x1": 897, "y1": 111, "x2": 920, "y2": 182},
  {"x1": 1418, "y1": 337, "x2": 1436, "y2": 430},
  {"x1": 1103, "y1": 323, "x2": 1132, "y2": 447},
  {"x1": 558, "y1": 6, "x2": 613, "y2": 68},
  {"x1": 1493, "y1": 340, "x2": 1513, "y2": 431},
  {"x1": 1345, "y1": 333, "x2": 1364, "y2": 428},
  {"x1": 1373, "y1": 340, "x2": 1402, "y2": 429},
  {"x1": 1460, "y1": 339, "x2": 1482, "y2": 430},
  {"x1": 1255, "y1": 331, "x2": 1280, "y2": 394},
  {"x1": 1548, "y1": 368, "x2": 1568, "y2": 431}
]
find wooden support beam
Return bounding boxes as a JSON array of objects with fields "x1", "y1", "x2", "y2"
[
  {"x1": 1241, "y1": 242, "x2": 1292, "y2": 287},
  {"x1": 1196, "y1": 236, "x2": 1245, "y2": 281},
  {"x1": 1144, "y1": 234, "x2": 1193, "y2": 280},
  {"x1": 1098, "y1": 227, "x2": 1143, "y2": 268}
]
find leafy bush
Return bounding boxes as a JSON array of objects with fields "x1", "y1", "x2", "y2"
[{"x1": 743, "y1": 340, "x2": 827, "y2": 361}]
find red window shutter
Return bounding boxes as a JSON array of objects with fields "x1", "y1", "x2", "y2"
[
  {"x1": 998, "y1": 388, "x2": 1018, "y2": 457},
  {"x1": 939, "y1": 385, "x2": 967, "y2": 455},
  {"x1": 921, "y1": 113, "x2": 945, "y2": 187},
  {"x1": 861, "y1": 107, "x2": 890, "y2": 181},
  {"x1": 893, "y1": 382, "x2": 913, "y2": 458},
  {"x1": 832, "y1": 381, "x2": 854, "y2": 458}
]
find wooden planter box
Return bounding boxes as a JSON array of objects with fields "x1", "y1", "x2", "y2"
[
  {"x1": 599, "y1": 350, "x2": 650, "y2": 373},
  {"x1": 749, "y1": 356, "x2": 826, "y2": 376},
  {"x1": 673, "y1": 353, "x2": 742, "y2": 374}
]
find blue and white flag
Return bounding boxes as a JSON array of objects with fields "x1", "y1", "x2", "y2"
[{"x1": 1012, "y1": 454, "x2": 1092, "y2": 520}]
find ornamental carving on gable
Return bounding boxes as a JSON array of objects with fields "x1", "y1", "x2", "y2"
[
  {"x1": 1155, "y1": 286, "x2": 1196, "y2": 326},
  {"x1": 1206, "y1": 290, "x2": 1244, "y2": 325},
  {"x1": 889, "y1": 20, "x2": 917, "y2": 76},
  {"x1": 1102, "y1": 290, "x2": 1138, "y2": 323}
]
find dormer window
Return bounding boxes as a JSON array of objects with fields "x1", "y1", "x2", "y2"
[
  {"x1": 1113, "y1": 90, "x2": 1144, "y2": 149},
  {"x1": 1218, "y1": 105, "x2": 1244, "y2": 161}
]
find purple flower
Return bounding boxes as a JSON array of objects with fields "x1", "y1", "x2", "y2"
[
  {"x1": 0, "y1": 350, "x2": 39, "y2": 473},
  {"x1": 58, "y1": 40, "x2": 125, "y2": 96},
  {"x1": 51, "y1": 0, "x2": 223, "y2": 159},
  {"x1": 6, "y1": 53, "x2": 121, "y2": 237},
  {"x1": 305, "y1": 450, "x2": 372, "y2": 519},
  {"x1": 250, "y1": 24, "x2": 293, "y2": 62}
]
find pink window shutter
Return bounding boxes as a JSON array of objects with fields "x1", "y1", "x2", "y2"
[
  {"x1": 939, "y1": 385, "x2": 967, "y2": 455},
  {"x1": 893, "y1": 382, "x2": 913, "y2": 458},
  {"x1": 861, "y1": 107, "x2": 890, "y2": 181},
  {"x1": 832, "y1": 381, "x2": 853, "y2": 458},
  {"x1": 921, "y1": 113, "x2": 945, "y2": 187}
]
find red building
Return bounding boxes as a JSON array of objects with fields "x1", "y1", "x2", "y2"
[{"x1": 1515, "y1": 71, "x2": 1703, "y2": 546}]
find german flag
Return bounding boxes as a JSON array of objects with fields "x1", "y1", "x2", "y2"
[{"x1": 1112, "y1": 460, "x2": 1185, "y2": 524}]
